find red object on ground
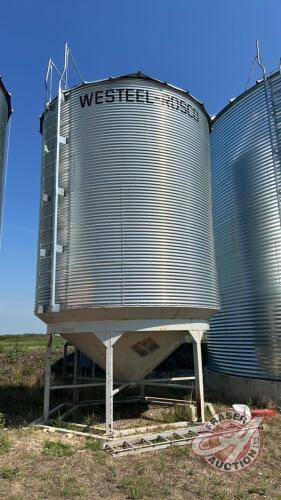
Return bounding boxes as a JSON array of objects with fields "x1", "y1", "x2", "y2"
[{"x1": 251, "y1": 408, "x2": 276, "y2": 418}]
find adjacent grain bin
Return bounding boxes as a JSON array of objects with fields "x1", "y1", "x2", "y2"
[
  {"x1": 208, "y1": 69, "x2": 281, "y2": 401},
  {"x1": 36, "y1": 65, "x2": 219, "y2": 432},
  {"x1": 0, "y1": 77, "x2": 11, "y2": 245}
]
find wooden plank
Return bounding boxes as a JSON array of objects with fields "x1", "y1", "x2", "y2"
[{"x1": 34, "y1": 424, "x2": 108, "y2": 440}]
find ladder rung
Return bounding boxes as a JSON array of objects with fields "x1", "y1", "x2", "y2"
[
  {"x1": 158, "y1": 435, "x2": 170, "y2": 442},
  {"x1": 59, "y1": 136, "x2": 67, "y2": 145},
  {"x1": 123, "y1": 441, "x2": 133, "y2": 448},
  {"x1": 56, "y1": 244, "x2": 64, "y2": 253},
  {"x1": 140, "y1": 438, "x2": 151, "y2": 445},
  {"x1": 173, "y1": 433, "x2": 183, "y2": 439},
  {"x1": 42, "y1": 193, "x2": 50, "y2": 202}
]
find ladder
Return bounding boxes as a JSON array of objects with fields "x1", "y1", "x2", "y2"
[
  {"x1": 103, "y1": 426, "x2": 203, "y2": 457},
  {"x1": 246, "y1": 42, "x2": 281, "y2": 225},
  {"x1": 264, "y1": 76, "x2": 281, "y2": 225},
  {"x1": 103, "y1": 419, "x2": 263, "y2": 457},
  {"x1": 40, "y1": 44, "x2": 83, "y2": 313},
  {"x1": 252, "y1": 40, "x2": 281, "y2": 228}
]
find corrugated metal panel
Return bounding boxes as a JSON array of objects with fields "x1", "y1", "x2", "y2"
[
  {"x1": 36, "y1": 76, "x2": 219, "y2": 317},
  {"x1": 0, "y1": 80, "x2": 10, "y2": 241},
  {"x1": 209, "y1": 71, "x2": 281, "y2": 380}
]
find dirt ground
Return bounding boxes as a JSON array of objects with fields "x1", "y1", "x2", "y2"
[
  {"x1": 0, "y1": 340, "x2": 280, "y2": 499},
  {"x1": 0, "y1": 416, "x2": 280, "y2": 500}
]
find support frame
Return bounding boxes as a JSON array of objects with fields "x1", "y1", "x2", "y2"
[{"x1": 42, "y1": 320, "x2": 207, "y2": 437}]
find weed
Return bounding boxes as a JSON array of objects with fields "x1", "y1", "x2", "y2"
[
  {"x1": 168, "y1": 445, "x2": 190, "y2": 459},
  {"x1": 245, "y1": 396, "x2": 253, "y2": 408},
  {"x1": 49, "y1": 417, "x2": 69, "y2": 428},
  {"x1": 67, "y1": 409, "x2": 85, "y2": 423},
  {"x1": 0, "y1": 467, "x2": 19, "y2": 480},
  {"x1": 255, "y1": 397, "x2": 275, "y2": 409},
  {"x1": 7, "y1": 344, "x2": 26, "y2": 362},
  {"x1": 157, "y1": 455, "x2": 167, "y2": 472},
  {"x1": 21, "y1": 365, "x2": 35, "y2": 377},
  {"x1": 234, "y1": 491, "x2": 247, "y2": 500},
  {"x1": 248, "y1": 485, "x2": 266, "y2": 495},
  {"x1": 84, "y1": 437, "x2": 102, "y2": 451},
  {"x1": 161, "y1": 404, "x2": 193, "y2": 423},
  {"x1": 93, "y1": 450, "x2": 107, "y2": 465},
  {"x1": 6, "y1": 497, "x2": 24, "y2": 500},
  {"x1": 134, "y1": 462, "x2": 149, "y2": 475},
  {"x1": 57, "y1": 476, "x2": 84, "y2": 497},
  {"x1": 119, "y1": 477, "x2": 170, "y2": 499},
  {"x1": 120, "y1": 477, "x2": 154, "y2": 499},
  {"x1": 13, "y1": 427, "x2": 34, "y2": 439},
  {"x1": 159, "y1": 485, "x2": 171, "y2": 498},
  {"x1": 42, "y1": 440, "x2": 73, "y2": 459},
  {"x1": 84, "y1": 412, "x2": 101, "y2": 428},
  {"x1": 105, "y1": 465, "x2": 118, "y2": 481},
  {"x1": 0, "y1": 413, "x2": 6, "y2": 429},
  {"x1": 0, "y1": 367, "x2": 9, "y2": 378},
  {"x1": 210, "y1": 488, "x2": 229, "y2": 500},
  {"x1": 0, "y1": 433, "x2": 10, "y2": 454}
]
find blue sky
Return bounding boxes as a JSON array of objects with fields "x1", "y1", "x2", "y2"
[{"x1": 0, "y1": 0, "x2": 281, "y2": 334}]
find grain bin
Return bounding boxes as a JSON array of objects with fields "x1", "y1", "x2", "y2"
[
  {"x1": 208, "y1": 69, "x2": 281, "y2": 400},
  {"x1": 0, "y1": 77, "x2": 11, "y2": 244},
  {"x1": 35, "y1": 66, "x2": 219, "y2": 430}
]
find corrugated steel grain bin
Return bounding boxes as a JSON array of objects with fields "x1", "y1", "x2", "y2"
[
  {"x1": 0, "y1": 78, "x2": 11, "y2": 243},
  {"x1": 35, "y1": 73, "x2": 219, "y2": 381},
  {"x1": 209, "y1": 70, "x2": 281, "y2": 386}
]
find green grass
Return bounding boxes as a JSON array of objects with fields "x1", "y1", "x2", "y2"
[
  {"x1": 247, "y1": 486, "x2": 267, "y2": 496},
  {"x1": 6, "y1": 343, "x2": 26, "y2": 362},
  {"x1": 21, "y1": 365, "x2": 36, "y2": 377},
  {"x1": 119, "y1": 477, "x2": 153, "y2": 499},
  {"x1": 56, "y1": 476, "x2": 85, "y2": 497},
  {"x1": 42, "y1": 440, "x2": 73, "y2": 459},
  {"x1": 0, "y1": 413, "x2": 6, "y2": 429},
  {"x1": 0, "y1": 334, "x2": 63, "y2": 351},
  {"x1": 0, "y1": 466, "x2": 19, "y2": 480},
  {"x1": 119, "y1": 477, "x2": 170, "y2": 499},
  {"x1": 84, "y1": 437, "x2": 102, "y2": 451},
  {"x1": 0, "y1": 433, "x2": 11, "y2": 454},
  {"x1": 161, "y1": 404, "x2": 194, "y2": 423},
  {"x1": 0, "y1": 336, "x2": 65, "y2": 427}
]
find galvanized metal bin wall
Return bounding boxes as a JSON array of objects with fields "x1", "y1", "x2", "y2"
[
  {"x1": 0, "y1": 79, "x2": 11, "y2": 240},
  {"x1": 208, "y1": 71, "x2": 281, "y2": 380},
  {"x1": 36, "y1": 75, "x2": 219, "y2": 320}
]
